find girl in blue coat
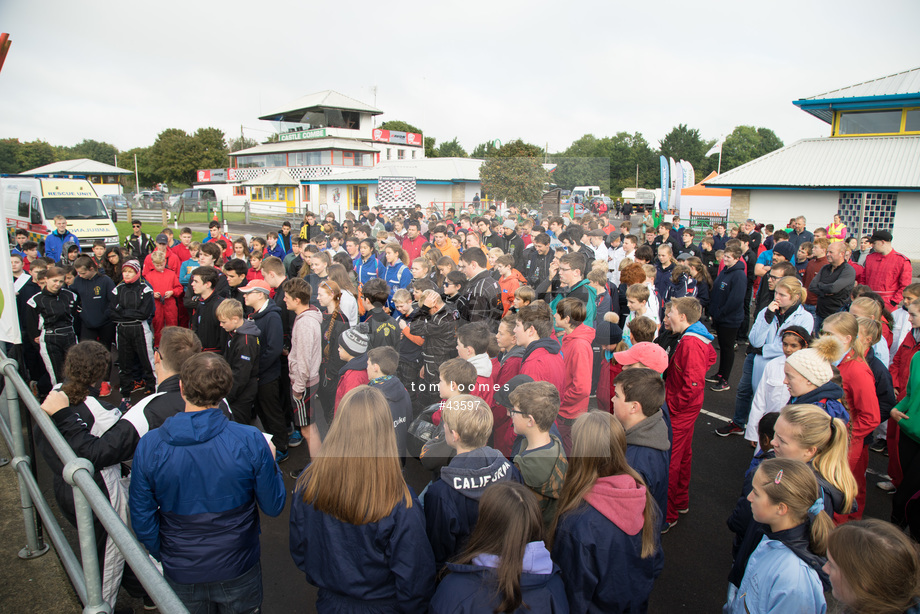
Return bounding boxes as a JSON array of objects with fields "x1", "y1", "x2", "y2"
[
  {"x1": 725, "y1": 458, "x2": 832, "y2": 614},
  {"x1": 289, "y1": 385, "x2": 435, "y2": 613},
  {"x1": 378, "y1": 244, "x2": 413, "y2": 312},
  {"x1": 430, "y1": 482, "x2": 568, "y2": 614},
  {"x1": 549, "y1": 411, "x2": 663, "y2": 613}
]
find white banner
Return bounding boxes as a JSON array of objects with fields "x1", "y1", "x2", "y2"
[
  {"x1": 0, "y1": 231, "x2": 22, "y2": 343},
  {"x1": 705, "y1": 137, "x2": 725, "y2": 157},
  {"x1": 681, "y1": 160, "x2": 695, "y2": 188}
]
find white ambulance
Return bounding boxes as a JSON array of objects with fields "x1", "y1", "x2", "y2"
[{"x1": 2, "y1": 175, "x2": 120, "y2": 252}]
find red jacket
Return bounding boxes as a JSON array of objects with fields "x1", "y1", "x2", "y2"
[
  {"x1": 142, "y1": 250, "x2": 180, "y2": 275},
  {"x1": 891, "y1": 333, "x2": 919, "y2": 400},
  {"x1": 519, "y1": 341, "x2": 565, "y2": 394},
  {"x1": 145, "y1": 268, "x2": 183, "y2": 299},
  {"x1": 334, "y1": 367, "x2": 369, "y2": 414},
  {"x1": 838, "y1": 350, "x2": 881, "y2": 451},
  {"x1": 401, "y1": 234, "x2": 427, "y2": 262},
  {"x1": 558, "y1": 325, "x2": 594, "y2": 419},
  {"x1": 665, "y1": 327, "x2": 717, "y2": 416},
  {"x1": 172, "y1": 242, "x2": 192, "y2": 264},
  {"x1": 863, "y1": 249, "x2": 912, "y2": 307},
  {"x1": 491, "y1": 351, "x2": 524, "y2": 456},
  {"x1": 498, "y1": 269, "x2": 527, "y2": 315}
]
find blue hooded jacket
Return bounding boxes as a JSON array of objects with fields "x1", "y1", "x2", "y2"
[
  {"x1": 289, "y1": 483, "x2": 435, "y2": 613},
  {"x1": 551, "y1": 475, "x2": 664, "y2": 613},
  {"x1": 44, "y1": 228, "x2": 80, "y2": 264},
  {"x1": 424, "y1": 447, "x2": 523, "y2": 568},
  {"x1": 378, "y1": 260, "x2": 413, "y2": 311},
  {"x1": 356, "y1": 254, "x2": 380, "y2": 286},
  {"x1": 709, "y1": 260, "x2": 747, "y2": 328},
  {"x1": 129, "y1": 408, "x2": 286, "y2": 584},
  {"x1": 429, "y1": 541, "x2": 569, "y2": 614}
]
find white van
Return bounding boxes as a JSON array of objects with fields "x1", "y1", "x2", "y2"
[
  {"x1": 2, "y1": 175, "x2": 120, "y2": 252},
  {"x1": 571, "y1": 185, "x2": 602, "y2": 203}
]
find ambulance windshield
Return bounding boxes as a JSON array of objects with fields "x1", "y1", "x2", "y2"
[{"x1": 42, "y1": 197, "x2": 109, "y2": 220}]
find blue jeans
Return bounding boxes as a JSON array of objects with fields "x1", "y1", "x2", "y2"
[
  {"x1": 166, "y1": 561, "x2": 262, "y2": 614},
  {"x1": 732, "y1": 353, "x2": 755, "y2": 427}
]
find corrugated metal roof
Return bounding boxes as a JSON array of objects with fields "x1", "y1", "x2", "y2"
[
  {"x1": 314, "y1": 157, "x2": 485, "y2": 183},
  {"x1": 802, "y1": 67, "x2": 920, "y2": 100},
  {"x1": 23, "y1": 158, "x2": 133, "y2": 175},
  {"x1": 704, "y1": 136, "x2": 920, "y2": 189},
  {"x1": 230, "y1": 138, "x2": 378, "y2": 156},
  {"x1": 259, "y1": 90, "x2": 382, "y2": 120}
]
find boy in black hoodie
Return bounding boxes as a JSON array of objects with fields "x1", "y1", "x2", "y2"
[
  {"x1": 361, "y1": 278, "x2": 399, "y2": 350},
  {"x1": 366, "y1": 347, "x2": 410, "y2": 464},
  {"x1": 217, "y1": 299, "x2": 261, "y2": 424},
  {"x1": 423, "y1": 392, "x2": 523, "y2": 568}
]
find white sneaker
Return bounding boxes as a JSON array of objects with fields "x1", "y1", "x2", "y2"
[{"x1": 877, "y1": 481, "x2": 896, "y2": 493}]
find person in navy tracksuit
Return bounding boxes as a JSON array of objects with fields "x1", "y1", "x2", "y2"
[
  {"x1": 378, "y1": 244, "x2": 413, "y2": 312},
  {"x1": 707, "y1": 245, "x2": 748, "y2": 391},
  {"x1": 424, "y1": 395, "x2": 524, "y2": 569},
  {"x1": 289, "y1": 386, "x2": 435, "y2": 613},
  {"x1": 550, "y1": 411, "x2": 663, "y2": 613},
  {"x1": 355, "y1": 239, "x2": 380, "y2": 287},
  {"x1": 613, "y1": 367, "x2": 671, "y2": 532},
  {"x1": 130, "y1": 353, "x2": 286, "y2": 612},
  {"x1": 429, "y1": 482, "x2": 568, "y2": 614}
]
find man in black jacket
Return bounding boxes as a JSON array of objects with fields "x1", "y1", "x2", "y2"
[
  {"x1": 123, "y1": 221, "x2": 154, "y2": 262},
  {"x1": 810, "y1": 241, "x2": 857, "y2": 330},
  {"x1": 521, "y1": 234, "x2": 554, "y2": 288},
  {"x1": 185, "y1": 266, "x2": 227, "y2": 353},
  {"x1": 457, "y1": 248, "x2": 503, "y2": 332},
  {"x1": 499, "y1": 220, "x2": 526, "y2": 273}
]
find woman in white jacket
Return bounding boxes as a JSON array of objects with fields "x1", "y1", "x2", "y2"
[{"x1": 748, "y1": 276, "x2": 814, "y2": 392}]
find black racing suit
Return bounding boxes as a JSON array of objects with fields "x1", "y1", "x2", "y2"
[
  {"x1": 109, "y1": 279, "x2": 155, "y2": 395},
  {"x1": 26, "y1": 287, "x2": 80, "y2": 385}
]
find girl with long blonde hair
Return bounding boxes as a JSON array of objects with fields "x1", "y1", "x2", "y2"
[{"x1": 289, "y1": 386, "x2": 435, "y2": 611}]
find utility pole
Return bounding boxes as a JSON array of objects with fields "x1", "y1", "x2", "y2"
[
  {"x1": 636, "y1": 164, "x2": 639, "y2": 189},
  {"x1": 134, "y1": 153, "x2": 140, "y2": 198}
]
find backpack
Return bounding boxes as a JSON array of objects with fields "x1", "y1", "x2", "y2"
[{"x1": 814, "y1": 398, "x2": 850, "y2": 424}]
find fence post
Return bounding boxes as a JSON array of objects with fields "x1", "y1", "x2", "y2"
[
  {"x1": 126, "y1": 208, "x2": 133, "y2": 225},
  {"x1": 3, "y1": 360, "x2": 49, "y2": 559},
  {"x1": 64, "y1": 458, "x2": 108, "y2": 614}
]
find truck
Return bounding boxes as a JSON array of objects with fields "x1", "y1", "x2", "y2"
[
  {"x1": 2, "y1": 175, "x2": 120, "y2": 253},
  {"x1": 570, "y1": 185, "x2": 602, "y2": 204},
  {"x1": 622, "y1": 188, "x2": 658, "y2": 211}
]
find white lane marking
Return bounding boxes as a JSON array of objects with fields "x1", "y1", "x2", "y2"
[{"x1": 701, "y1": 409, "x2": 731, "y2": 423}]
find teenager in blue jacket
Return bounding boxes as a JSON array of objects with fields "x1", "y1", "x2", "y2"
[
  {"x1": 550, "y1": 411, "x2": 663, "y2": 613},
  {"x1": 289, "y1": 386, "x2": 435, "y2": 613},
  {"x1": 356, "y1": 239, "x2": 380, "y2": 287},
  {"x1": 44, "y1": 215, "x2": 81, "y2": 264},
  {"x1": 430, "y1": 482, "x2": 568, "y2": 614},
  {"x1": 725, "y1": 458, "x2": 831, "y2": 614},
  {"x1": 378, "y1": 243, "x2": 413, "y2": 312},
  {"x1": 424, "y1": 394, "x2": 524, "y2": 569},
  {"x1": 707, "y1": 245, "x2": 748, "y2": 391}
]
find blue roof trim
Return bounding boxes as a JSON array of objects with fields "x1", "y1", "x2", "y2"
[{"x1": 794, "y1": 93, "x2": 920, "y2": 107}]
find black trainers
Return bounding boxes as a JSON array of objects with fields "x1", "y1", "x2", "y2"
[
  {"x1": 704, "y1": 374, "x2": 721, "y2": 383},
  {"x1": 710, "y1": 378, "x2": 731, "y2": 392},
  {"x1": 869, "y1": 439, "x2": 887, "y2": 453},
  {"x1": 715, "y1": 421, "x2": 744, "y2": 437},
  {"x1": 661, "y1": 519, "x2": 678, "y2": 534}
]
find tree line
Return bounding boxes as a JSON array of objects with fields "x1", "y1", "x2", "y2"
[{"x1": 0, "y1": 121, "x2": 782, "y2": 200}]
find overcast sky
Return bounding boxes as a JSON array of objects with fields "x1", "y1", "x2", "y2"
[{"x1": 2, "y1": 0, "x2": 919, "y2": 157}]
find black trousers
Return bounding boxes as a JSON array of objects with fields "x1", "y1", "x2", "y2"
[
  {"x1": 256, "y1": 379, "x2": 286, "y2": 453},
  {"x1": 892, "y1": 433, "x2": 920, "y2": 539},
  {"x1": 738, "y1": 283, "x2": 754, "y2": 340},
  {"x1": 715, "y1": 324, "x2": 739, "y2": 381},
  {"x1": 116, "y1": 323, "x2": 154, "y2": 396},
  {"x1": 39, "y1": 329, "x2": 76, "y2": 385},
  {"x1": 81, "y1": 322, "x2": 116, "y2": 347}
]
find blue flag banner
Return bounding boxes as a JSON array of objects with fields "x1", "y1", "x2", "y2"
[{"x1": 659, "y1": 155, "x2": 669, "y2": 211}]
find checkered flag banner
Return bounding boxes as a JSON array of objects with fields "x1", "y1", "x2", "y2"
[{"x1": 378, "y1": 176, "x2": 416, "y2": 207}]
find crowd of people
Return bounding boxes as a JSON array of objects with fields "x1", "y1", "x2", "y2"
[{"x1": 8, "y1": 205, "x2": 920, "y2": 613}]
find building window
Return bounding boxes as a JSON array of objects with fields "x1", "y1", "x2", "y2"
[
  {"x1": 398, "y1": 149, "x2": 405, "y2": 159},
  {"x1": 343, "y1": 152, "x2": 356, "y2": 166},
  {"x1": 838, "y1": 191, "x2": 898, "y2": 238},
  {"x1": 302, "y1": 186, "x2": 310, "y2": 202},
  {"x1": 411, "y1": 150, "x2": 416, "y2": 159},
  {"x1": 236, "y1": 154, "x2": 287, "y2": 168},
  {"x1": 386, "y1": 148, "x2": 392, "y2": 160},
  {"x1": 289, "y1": 151, "x2": 323, "y2": 166},
  {"x1": 906, "y1": 108, "x2": 920, "y2": 132},
  {"x1": 361, "y1": 153, "x2": 372, "y2": 166},
  {"x1": 835, "y1": 108, "x2": 920, "y2": 136},
  {"x1": 233, "y1": 186, "x2": 246, "y2": 196}
]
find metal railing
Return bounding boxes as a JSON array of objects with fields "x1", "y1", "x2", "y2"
[{"x1": 0, "y1": 350, "x2": 188, "y2": 614}]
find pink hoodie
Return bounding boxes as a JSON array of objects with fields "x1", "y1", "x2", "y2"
[{"x1": 583, "y1": 474, "x2": 648, "y2": 536}]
